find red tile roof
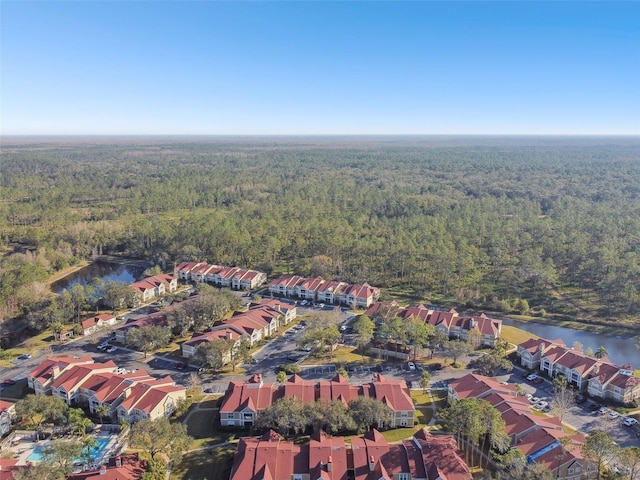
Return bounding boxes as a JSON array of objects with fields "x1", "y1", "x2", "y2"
[
  {"x1": 51, "y1": 361, "x2": 117, "y2": 392},
  {"x1": 67, "y1": 454, "x2": 146, "y2": 480},
  {"x1": 28, "y1": 356, "x2": 95, "y2": 387},
  {"x1": 118, "y1": 379, "x2": 184, "y2": 414},
  {"x1": 92, "y1": 371, "x2": 157, "y2": 403},
  {"x1": 220, "y1": 380, "x2": 277, "y2": 415},
  {"x1": 221, "y1": 374, "x2": 415, "y2": 418},
  {"x1": 81, "y1": 313, "x2": 116, "y2": 330},
  {"x1": 363, "y1": 301, "x2": 400, "y2": 318},
  {"x1": 0, "y1": 458, "x2": 19, "y2": 480},
  {"x1": 230, "y1": 428, "x2": 471, "y2": 480},
  {"x1": 370, "y1": 373, "x2": 414, "y2": 412},
  {"x1": 448, "y1": 373, "x2": 517, "y2": 400},
  {"x1": 399, "y1": 304, "x2": 432, "y2": 322}
]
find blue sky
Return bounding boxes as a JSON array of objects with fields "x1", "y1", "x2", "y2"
[{"x1": 1, "y1": 1, "x2": 639, "y2": 135}]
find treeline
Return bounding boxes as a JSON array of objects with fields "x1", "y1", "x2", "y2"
[{"x1": 1, "y1": 137, "x2": 640, "y2": 326}]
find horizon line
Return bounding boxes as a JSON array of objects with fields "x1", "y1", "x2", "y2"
[{"x1": 2, "y1": 133, "x2": 639, "y2": 138}]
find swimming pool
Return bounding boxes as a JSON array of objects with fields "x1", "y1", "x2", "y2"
[{"x1": 26, "y1": 436, "x2": 111, "y2": 463}]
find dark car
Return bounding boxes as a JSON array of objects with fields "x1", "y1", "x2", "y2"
[
  {"x1": 2, "y1": 379, "x2": 17, "y2": 385},
  {"x1": 589, "y1": 403, "x2": 601, "y2": 411},
  {"x1": 575, "y1": 394, "x2": 587, "y2": 404},
  {"x1": 375, "y1": 365, "x2": 383, "y2": 372},
  {"x1": 532, "y1": 377, "x2": 544, "y2": 384}
]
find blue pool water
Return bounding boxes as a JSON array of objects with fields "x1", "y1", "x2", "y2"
[{"x1": 27, "y1": 436, "x2": 111, "y2": 463}]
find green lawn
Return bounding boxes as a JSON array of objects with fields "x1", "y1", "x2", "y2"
[
  {"x1": 184, "y1": 409, "x2": 240, "y2": 449},
  {"x1": 500, "y1": 325, "x2": 539, "y2": 345},
  {"x1": 170, "y1": 446, "x2": 235, "y2": 480},
  {"x1": 380, "y1": 426, "x2": 426, "y2": 443},
  {"x1": 301, "y1": 345, "x2": 379, "y2": 366}
]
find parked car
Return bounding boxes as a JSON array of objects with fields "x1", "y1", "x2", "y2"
[
  {"x1": 598, "y1": 406, "x2": 609, "y2": 415},
  {"x1": 407, "y1": 362, "x2": 416, "y2": 371},
  {"x1": 623, "y1": 417, "x2": 638, "y2": 426},
  {"x1": 589, "y1": 403, "x2": 601, "y2": 411},
  {"x1": 526, "y1": 374, "x2": 539, "y2": 381},
  {"x1": 609, "y1": 411, "x2": 620, "y2": 420},
  {"x1": 2, "y1": 379, "x2": 16, "y2": 386},
  {"x1": 17, "y1": 354, "x2": 32, "y2": 360},
  {"x1": 299, "y1": 300, "x2": 309, "y2": 306},
  {"x1": 106, "y1": 346, "x2": 117, "y2": 353},
  {"x1": 575, "y1": 394, "x2": 587, "y2": 404},
  {"x1": 532, "y1": 377, "x2": 544, "y2": 384}
]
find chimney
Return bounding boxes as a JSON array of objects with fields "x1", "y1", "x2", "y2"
[
  {"x1": 124, "y1": 387, "x2": 132, "y2": 398},
  {"x1": 99, "y1": 465, "x2": 107, "y2": 475},
  {"x1": 369, "y1": 455, "x2": 375, "y2": 472},
  {"x1": 327, "y1": 456, "x2": 332, "y2": 472},
  {"x1": 50, "y1": 365, "x2": 60, "y2": 378},
  {"x1": 115, "y1": 456, "x2": 122, "y2": 467},
  {"x1": 226, "y1": 331, "x2": 234, "y2": 340}
]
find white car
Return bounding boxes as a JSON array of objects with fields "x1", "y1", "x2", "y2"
[
  {"x1": 609, "y1": 411, "x2": 620, "y2": 420},
  {"x1": 407, "y1": 362, "x2": 416, "y2": 371},
  {"x1": 299, "y1": 300, "x2": 308, "y2": 306},
  {"x1": 623, "y1": 417, "x2": 638, "y2": 426},
  {"x1": 106, "y1": 346, "x2": 117, "y2": 353},
  {"x1": 526, "y1": 374, "x2": 539, "y2": 381}
]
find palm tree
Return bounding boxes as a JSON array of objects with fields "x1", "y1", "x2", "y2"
[
  {"x1": 595, "y1": 346, "x2": 608, "y2": 359},
  {"x1": 95, "y1": 404, "x2": 110, "y2": 426},
  {"x1": 81, "y1": 435, "x2": 98, "y2": 464}
]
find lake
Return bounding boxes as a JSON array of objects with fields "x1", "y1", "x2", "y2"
[
  {"x1": 501, "y1": 317, "x2": 640, "y2": 368},
  {"x1": 51, "y1": 262, "x2": 146, "y2": 293}
]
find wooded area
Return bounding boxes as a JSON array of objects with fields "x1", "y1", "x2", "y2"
[{"x1": 1, "y1": 136, "x2": 639, "y2": 330}]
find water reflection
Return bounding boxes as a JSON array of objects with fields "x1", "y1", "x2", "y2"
[{"x1": 51, "y1": 262, "x2": 145, "y2": 293}]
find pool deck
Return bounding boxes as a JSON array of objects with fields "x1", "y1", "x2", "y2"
[{"x1": 8, "y1": 432, "x2": 119, "y2": 468}]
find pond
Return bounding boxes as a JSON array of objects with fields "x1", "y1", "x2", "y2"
[
  {"x1": 51, "y1": 261, "x2": 146, "y2": 293},
  {"x1": 501, "y1": 317, "x2": 640, "y2": 368}
]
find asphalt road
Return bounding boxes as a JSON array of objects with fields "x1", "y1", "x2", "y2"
[{"x1": 1, "y1": 301, "x2": 638, "y2": 449}]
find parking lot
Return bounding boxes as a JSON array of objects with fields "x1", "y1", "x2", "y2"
[{"x1": 499, "y1": 369, "x2": 640, "y2": 448}]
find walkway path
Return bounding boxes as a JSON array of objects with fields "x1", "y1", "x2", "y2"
[{"x1": 181, "y1": 399, "x2": 219, "y2": 427}]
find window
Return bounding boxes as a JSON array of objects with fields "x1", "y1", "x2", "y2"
[{"x1": 398, "y1": 474, "x2": 410, "y2": 480}]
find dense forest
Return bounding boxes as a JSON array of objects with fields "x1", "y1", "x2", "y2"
[{"x1": 1, "y1": 136, "x2": 640, "y2": 330}]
